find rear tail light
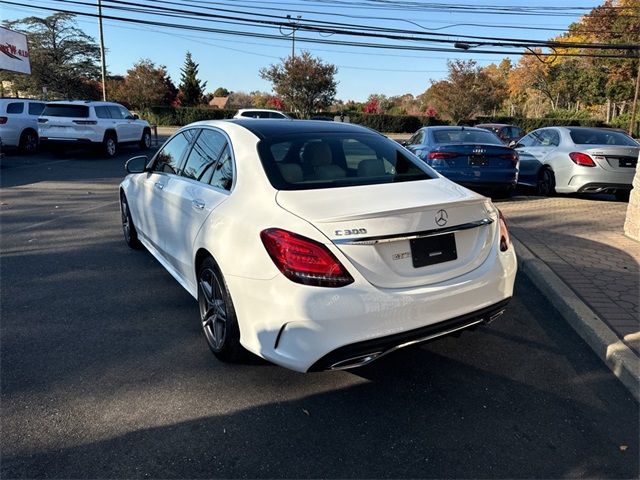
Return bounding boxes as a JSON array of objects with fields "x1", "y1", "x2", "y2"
[
  {"x1": 73, "y1": 120, "x2": 97, "y2": 125},
  {"x1": 0, "y1": 117, "x2": 7, "y2": 125},
  {"x1": 499, "y1": 152, "x2": 519, "y2": 163},
  {"x1": 569, "y1": 152, "x2": 596, "y2": 167},
  {"x1": 38, "y1": 118, "x2": 48, "y2": 123},
  {"x1": 428, "y1": 151, "x2": 458, "y2": 160},
  {"x1": 498, "y1": 209, "x2": 510, "y2": 252},
  {"x1": 260, "y1": 228, "x2": 354, "y2": 287}
]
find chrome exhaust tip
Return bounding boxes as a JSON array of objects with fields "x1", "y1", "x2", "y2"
[
  {"x1": 329, "y1": 352, "x2": 383, "y2": 370},
  {"x1": 487, "y1": 309, "x2": 506, "y2": 324}
]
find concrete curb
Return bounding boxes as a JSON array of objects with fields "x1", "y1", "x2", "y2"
[{"x1": 512, "y1": 236, "x2": 640, "y2": 402}]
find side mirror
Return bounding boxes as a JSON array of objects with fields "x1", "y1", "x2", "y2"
[
  {"x1": 508, "y1": 140, "x2": 518, "y2": 148},
  {"x1": 399, "y1": 140, "x2": 409, "y2": 147},
  {"x1": 132, "y1": 114, "x2": 139, "y2": 120},
  {"x1": 126, "y1": 155, "x2": 149, "y2": 174}
]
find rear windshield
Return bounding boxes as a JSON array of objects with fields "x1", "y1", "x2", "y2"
[
  {"x1": 568, "y1": 128, "x2": 638, "y2": 146},
  {"x1": 432, "y1": 129, "x2": 502, "y2": 145},
  {"x1": 42, "y1": 104, "x2": 89, "y2": 118},
  {"x1": 257, "y1": 132, "x2": 437, "y2": 190}
]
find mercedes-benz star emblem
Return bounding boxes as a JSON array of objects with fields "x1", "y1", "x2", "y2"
[{"x1": 435, "y1": 209, "x2": 448, "y2": 226}]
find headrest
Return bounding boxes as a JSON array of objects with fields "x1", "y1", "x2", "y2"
[
  {"x1": 302, "y1": 141, "x2": 332, "y2": 167},
  {"x1": 278, "y1": 163, "x2": 303, "y2": 183},
  {"x1": 357, "y1": 158, "x2": 385, "y2": 177}
]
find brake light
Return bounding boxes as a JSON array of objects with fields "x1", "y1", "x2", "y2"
[
  {"x1": 498, "y1": 209, "x2": 510, "y2": 252},
  {"x1": 0, "y1": 117, "x2": 7, "y2": 125},
  {"x1": 260, "y1": 228, "x2": 354, "y2": 287},
  {"x1": 428, "y1": 151, "x2": 458, "y2": 160},
  {"x1": 569, "y1": 152, "x2": 595, "y2": 167},
  {"x1": 499, "y1": 152, "x2": 519, "y2": 163},
  {"x1": 72, "y1": 120, "x2": 97, "y2": 125}
]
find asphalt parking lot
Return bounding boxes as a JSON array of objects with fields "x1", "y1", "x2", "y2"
[{"x1": 1, "y1": 146, "x2": 639, "y2": 479}]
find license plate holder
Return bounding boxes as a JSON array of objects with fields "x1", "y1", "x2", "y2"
[
  {"x1": 469, "y1": 155, "x2": 488, "y2": 166},
  {"x1": 619, "y1": 158, "x2": 636, "y2": 168},
  {"x1": 410, "y1": 233, "x2": 457, "y2": 268}
]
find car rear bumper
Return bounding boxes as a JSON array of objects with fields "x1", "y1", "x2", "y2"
[
  {"x1": 226, "y1": 243, "x2": 517, "y2": 372},
  {"x1": 435, "y1": 169, "x2": 518, "y2": 188},
  {"x1": 39, "y1": 137, "x2": 99, "y2": 145},
  {"x1": 558, "y1": 169, "x2": 634, "y2": 193}
]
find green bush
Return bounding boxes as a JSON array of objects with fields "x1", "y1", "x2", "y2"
[
  {"x1": 348, "y1": 114, "x2": 447, "y2": 133},
  {"x1": 139, "y1": 106, "x2": 236, "y2": 126}
]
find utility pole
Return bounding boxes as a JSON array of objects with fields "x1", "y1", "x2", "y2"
[
  {"x1": 285, "y1": 15, "x2": 301, "y2": 58},
  {"x1": 629, "y1": 52, "x2": 640, "y2": 137},
  {"x1": 97, "y1": 0, "x2": 107, "y2": 101}
]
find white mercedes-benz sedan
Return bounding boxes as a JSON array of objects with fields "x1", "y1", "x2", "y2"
[{"x1": 119, "y1": 120, "x2": 517, "y2": 372}]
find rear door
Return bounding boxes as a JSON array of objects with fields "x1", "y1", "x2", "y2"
[{"x1": 158, "y1": 128, "x2": 232, "y2": 280}]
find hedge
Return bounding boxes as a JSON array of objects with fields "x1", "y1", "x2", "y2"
[{"x1": 138, "y1": 107, "x2": 633, "y2": 136}]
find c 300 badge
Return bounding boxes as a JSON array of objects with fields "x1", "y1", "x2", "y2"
[{"x1": 334, "y1": 228, "x2": 367, "y2": 236}]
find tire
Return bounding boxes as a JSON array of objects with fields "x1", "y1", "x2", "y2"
[
  {"x1": 197, "y1": 257, "x2": 244, "y2": 362},
  {"x1": 615, "y1": 189, "x2": 631, "y2": 202},
  {"x1": 19, "y1": 130, "x2": 38, "y2": 154},
  {"x1": 120, "y1": 193, "x2": 143, "y2": 249},
  {"x1": 139, "y1": 128, "x2": 151, "y2": 150},
  {"x1": 103, "y1": 132, "x2": 118, "y2": 158},
  {"x1": 536, "y1": 168, "x2": 556, "y2": 197}
]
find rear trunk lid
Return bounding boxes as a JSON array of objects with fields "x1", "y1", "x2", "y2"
[
  {"x1": 276, "y1": 178, "x2": 497, "y2": 288},
  {"x1": 582, "y1": 146, "x2": 639, "y2": 172},
  {"x1": 429, "y1": 144, "x2": 518, "y2": 170}
]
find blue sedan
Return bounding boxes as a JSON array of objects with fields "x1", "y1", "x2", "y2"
[{"x1": 405, "y1": 126, "x2": 519, "y2": 197}]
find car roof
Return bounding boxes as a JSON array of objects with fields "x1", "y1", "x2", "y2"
[
  {"x1": 224, "y1": 119, "x2": 377, "y2": 139},
  {"x1": 475, "y1": 123, "x2": 513, "y2": 128},
  {"x1": 421, "y1": 126, "x2": 488, "y2": 132},
  {"x1": 44, "y1": 100, "x2": 121, "y2": 106},
  {"x1": 237, "y1": 108, "x2": 286, "y2": 113},
  {"x1": 0, "y1": 98, "x2": 46, "y2": 102}
]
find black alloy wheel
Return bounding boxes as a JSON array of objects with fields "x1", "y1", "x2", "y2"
[
  {"x1": 536, "y1": 168, "x2": 556, "y2": 197},
  {"x1": 197, "y1": 257, "x2": 243, "y2": 361},
  {"x1": 120, "y1": 194, "x2": 142, "y2": 249}
]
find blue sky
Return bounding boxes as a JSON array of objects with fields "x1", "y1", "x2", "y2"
[{"x1": 4, "y1": 0, "x2": 601, "y2": 101}]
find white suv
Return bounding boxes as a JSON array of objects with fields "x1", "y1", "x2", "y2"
[
  {"x1": 0, "y1": 98, "x2": 46, "y2": 153},
  {"x1": 233, "y1": 109, "x2": 291, "y2": 119},
  {"x1": 38, "y1": 101, "x2": 152, "y2": 157}
]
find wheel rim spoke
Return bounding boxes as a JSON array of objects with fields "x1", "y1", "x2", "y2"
[{"x1": 198, "y1": 268, "x2": 227, "y2": 350}]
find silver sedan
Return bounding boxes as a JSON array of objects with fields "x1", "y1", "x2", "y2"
[{"x1": 514, "y1": 127, "x2": 639, "y2": 201}]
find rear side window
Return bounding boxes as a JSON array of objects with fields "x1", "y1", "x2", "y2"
[
  {"x1": 209, "y1": 145, "x2": 234, "y2": 191},
  {"x1": 94, "y1": 106, "x2": 111, "y2": 119},
  {"x1": 42, "y1": 104, "x2": 89, "y2": 118},
  {"x1": 569, "y1": 129, "x2": 638, "y2": 146},
  {"x1": 433, "y1": 129, "x2": 502, "y2": 145},
  {"x1": 241, "y1": 111, "x2": 269, "y2": 118},
  {"x1": 181, "y1": 129, "x2": 227, "y2": 182},
  {"x1": 153, "y1": 132, "x2": 191, "y2": 174},
  {"x1": 6, "y1": 102, "x2": 24, "y2": 114},
  {"x1": 257, "y1": 132, "x2": 436, "y2": 191},
  {"x1": 28, "y1": 103, "x2": 45, "y2": 115}
]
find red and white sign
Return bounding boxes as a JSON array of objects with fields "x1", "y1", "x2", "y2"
[{"x1": 0, "y1": 26, "x2": 31, "y2": 75}]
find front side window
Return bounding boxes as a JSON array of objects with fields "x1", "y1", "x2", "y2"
[
  {"x1": 42, "y1": 104, "x2": 89, "y2": 118},
  {"x1": 432, "y1": 129, "x2": 503, "y2": 145},
  {"x1": 153, "y1": 132, "x2": 191, "y2": 174},
  {"x1": 119, "y1": 106, "x2": 133, "y2": 119},
  {"x1": 6, "y1": 102, "x2": 24, "y2": 114},
  {"x1": 28, "y1": 103, "x2": 45, "y2": 115},
  {"x1": 209, "y1": 145, "x2": 234, "y2": 191},
  {"x1": 108, "y1": 106, "x2": 126, "y2": 119},
  {"x1": 257, "y1": 132, "x2": 436, "y2": 191},
  {"x1": 181, "y1": 129, "x2": 227, "y2": 182}
]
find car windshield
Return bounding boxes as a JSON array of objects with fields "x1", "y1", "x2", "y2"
[
  {"x1": 42, "y1": 104, "x2": 89, "y2": 118},
  {"x1": 568, "y1": 128, "x2": 639, "y2": 146},
  {"x1": 432, "y1": 129, "x2": 503, "y2": 145},
  {"x1": 257, "y1": 132, "x2": 437, "y2": 190}
]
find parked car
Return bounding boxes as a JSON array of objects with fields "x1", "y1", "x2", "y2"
[
  {"x1": 119, "y1": 119, "x2": 517, "y2": 372},
  {"x1": 233, "y1": 109, "x2": 290, "y2": 119},
  {"x1": 514, "y1": 127, "x2": 639, "y2": 201},
  {"x1": 38, "y1": 101, "x2": 152, "y2": 157},
  {"x1": 0, "y1": 98, "x2": 46, "y2": 153},
  {"x1": 475, "y1": 123, "x2": 523, "y2": 145},
  {"x1": 404, "y1": 126, "x2": 519, "y2": 197}
]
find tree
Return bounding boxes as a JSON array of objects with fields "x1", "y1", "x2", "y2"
[
  {"x1": 212, "y1": 87, "x2": 230, "y2": 97},
  {"x1": 1, "y1": 13, "x2": 101, "y2": 99},
  {"x1": 178, "y1": 52, "x2": 207, "y2": 106},
  {"x1": 114, "y1": 59, "x2": 177, "y2": 109},
  {"x1": 260, "y1": 51, "x2": 337, "y2": 118},
  {"x1": 422, "y1": 60, "x2": 496, "y2": 122}
]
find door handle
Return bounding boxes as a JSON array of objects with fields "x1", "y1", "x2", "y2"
[
  {"x1": 154, "y1": 182, "x2": 164, "y2": 190},
  {"x1": 191, "y1": 199, "x2": 205, "y2": 210}
]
